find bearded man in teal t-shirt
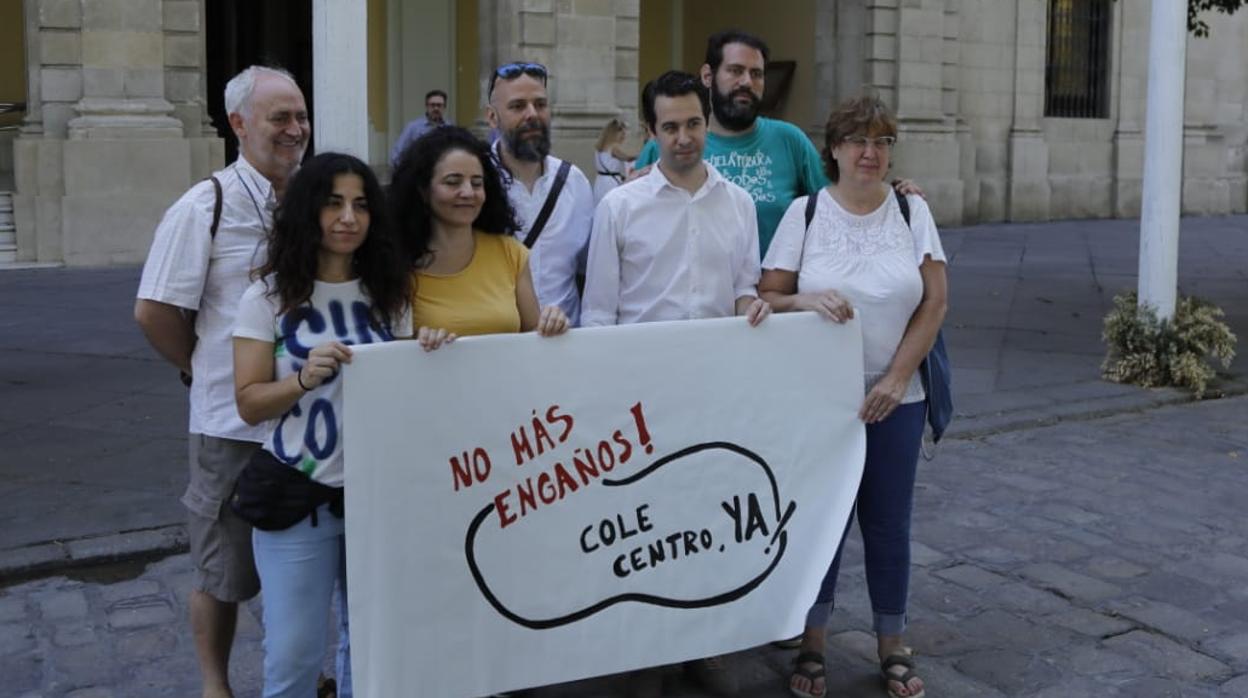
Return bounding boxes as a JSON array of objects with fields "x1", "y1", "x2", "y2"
[
  {"x1": 636, "y1": 31, "x2": 921, "y2": 258},
  {"x1": 635, "y1": 31, "x2": 828, "y2": 257}
]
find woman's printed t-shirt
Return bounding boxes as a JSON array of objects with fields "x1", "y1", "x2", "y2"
[
  {"x1": 635, "y1": 117, "x2": 828, "y2": 256},
  {"x1": 412, "y1": 232, "x2": 530, "y2": 336},
  {"x1": 234, "y1": 277, "x2": 412, "y2": 487},
  {"x1": 762, "y1": 189, "x2": 946, "y2": 404}
]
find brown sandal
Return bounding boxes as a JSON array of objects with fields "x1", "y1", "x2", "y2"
[
  {"x1": 789, "y1": 651, "x2": 826, "y2": 698},
  {"x1": 880, "y1": 650, "x2": 925, "y2": 698}
]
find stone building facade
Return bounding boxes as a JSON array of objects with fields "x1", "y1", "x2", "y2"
[
  {"x1": 8, "y1": 0, "x2": 221, "y2": 266},
  {"x1": 2, "y1": 0, "x2": 1245, "y2": 266}
]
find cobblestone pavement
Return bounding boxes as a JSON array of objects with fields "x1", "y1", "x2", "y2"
[{"x1": 5, "y1": 394, "x2": 1245, "y2": 697}]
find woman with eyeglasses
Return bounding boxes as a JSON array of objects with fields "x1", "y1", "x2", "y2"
[
  {"x1": 758, "y1": 96, "x2": 947, "y2": 698},
  {"x1": 390, "y1": 126, "x2": 568, "y2": 351}
]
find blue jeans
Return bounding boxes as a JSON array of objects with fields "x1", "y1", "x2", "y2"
[
  {"x1": 253, "y1": 504, "x2": 352, "y2": 698},
  {"x1": 806, "y1": 401, "x2": 925, "y2": 636}
]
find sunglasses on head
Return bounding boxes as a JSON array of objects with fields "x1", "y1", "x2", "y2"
[{"x1": 489, "y1": 62, "x2": 548, "y2": 96}]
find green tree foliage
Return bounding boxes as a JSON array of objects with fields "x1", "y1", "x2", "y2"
[
  {"x1": 1115, "y1": 0, "x2": 1244, "y2": 37},
  {"x1": 1189, "y1": 0, "x2": 1245, "y2": 36}
]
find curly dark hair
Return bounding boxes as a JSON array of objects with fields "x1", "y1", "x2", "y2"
[
  {"x1": 389, "y1": 126, "x2": 519, "y2": 267},
  {"x1": 254, "y1": 152, "x2": 410, "y2": 329},
  {"x1": 822, "y1": 95, "x2": 898, "y2": 183}
]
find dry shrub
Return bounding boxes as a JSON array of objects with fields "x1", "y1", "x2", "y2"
[{"x1": 1102, "y1": 291, "x2": 1237, "y2": 398}]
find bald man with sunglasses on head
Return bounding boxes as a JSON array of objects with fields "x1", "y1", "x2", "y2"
[{"x1": 486, "y1": 62, "x2": 595, "y2": 327}]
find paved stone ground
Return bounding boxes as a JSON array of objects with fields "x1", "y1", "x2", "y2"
[{"x1": 4, "y1": 395, "x2": 1246, "y2": 697}]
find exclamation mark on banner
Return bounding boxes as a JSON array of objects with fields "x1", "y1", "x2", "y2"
[{"x1": 630, "y1": 402, "x2": 655, "y2": 455}]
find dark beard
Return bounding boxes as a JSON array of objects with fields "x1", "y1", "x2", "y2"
[
  {"x1": 505, "y1": 121, "x2": 551, "y2": 162},
  {"x1": 711, "y1": 85, "x2": 761, "y2": 131}
]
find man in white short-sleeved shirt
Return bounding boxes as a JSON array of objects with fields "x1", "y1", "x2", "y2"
[
  {"x1": 485, "y1": 62, "x2": 594, "y2": 326},
  {"x1": 134, "y1": 65, "x2": 308, "y2": 698}
]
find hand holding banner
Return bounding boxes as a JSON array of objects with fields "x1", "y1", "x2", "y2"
[{"x1": 343, "y1": 313, "x2": 865, "y2": 697}]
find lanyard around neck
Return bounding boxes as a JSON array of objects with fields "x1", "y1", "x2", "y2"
[{"x1": 234, "y1": 164, "x2": 272, "y2": 236}]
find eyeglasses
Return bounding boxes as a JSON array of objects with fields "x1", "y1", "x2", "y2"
[
  {"x1": 488, "y1": 62, "x2": 548, "y2": 96},
  {"x1": 842, "y1": 135, "x2": 896, "y2": 151}
]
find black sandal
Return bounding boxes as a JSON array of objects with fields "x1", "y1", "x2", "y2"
[
  {"x1": 789, "y1": 650, "x2": 826, "y2": 698},
  {"x1": 880, "y1": 650, "x2": 926, "y2": 698}
]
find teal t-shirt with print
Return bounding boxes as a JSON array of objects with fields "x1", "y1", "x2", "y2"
[{"x1": 635, "y1": 117, "x2": 828, "y2": 256}]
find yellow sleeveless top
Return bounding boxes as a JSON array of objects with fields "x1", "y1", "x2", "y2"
[{"x1": 411, "y1": 232, "x2": 529, "y2": 336}]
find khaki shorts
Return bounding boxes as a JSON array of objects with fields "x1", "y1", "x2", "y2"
[{"x1": 185, "y1": 434, "x2": 261, "y2": 602}]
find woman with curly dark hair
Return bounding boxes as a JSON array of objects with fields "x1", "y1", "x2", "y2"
[
  {"x1": 231, "y1": 151, "x2": 411, "y2": 698},
  {"x1": 391, "y1": 126, "x2": 568, "y2": 349}
]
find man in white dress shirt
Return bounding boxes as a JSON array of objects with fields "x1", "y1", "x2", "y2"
[
  {"x1": 486, "y1": 62, "x2": 594, "y2": 326},
  {"x1": 135, "y1": 66, "x2": 309, "y2": 698},
  {"x1": 582, "y1": 70, "x2": 770, "y2": 331},
  {"x1": 581, "y1": 71, "x2": 769, "y2": 696}
]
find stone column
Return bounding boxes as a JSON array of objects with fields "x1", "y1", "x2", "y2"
[
  {"x1": 12, "y1": 0, "x2": 68, "y2": 263},
  {"x1": 1111, "y1": 0, "x2": 1144, "y2": 218},
  {"x1": 13, "y1": 0, "x2": 220, "y2": 266},
  {"x1": 1005, "y1": 0, "x2": 1050, "y2": 221},
  {"x1": 164, "y1": 0, "x2": 222, "y2": 182},
  {"x1": 868, "y1": 0, "x2": 964, "y2": 225},
  {"x1": 1179, "y1": 13, "x2": 1237, "y2": 216},
  {"x1": 59, "y1": 0, "x2": 191, "y2": 265},
  {"x1": 478, "y1": 0, "x2": 639, "y2": 174}
]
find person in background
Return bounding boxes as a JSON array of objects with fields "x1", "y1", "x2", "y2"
[
  {"x1": 390, "y1": 89, "x2": 451, "y2": 168},
  {"x1": 632, "y1": 30, "x2": 923, "y2": 258},
  {"x1": 592, "y1": 117, "x2": 638, "y2": 204}
]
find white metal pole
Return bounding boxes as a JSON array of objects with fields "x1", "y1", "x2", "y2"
[
  {"x1": 312, "y1": 0, "x2": 370, "y2": 159},
  {"x1": 1137, "y1": 0, "x2": 1187, "y2": 321}
]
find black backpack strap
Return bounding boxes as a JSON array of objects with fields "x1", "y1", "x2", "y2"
[
  {"x1": 523, "y1": 160, "x2": 572, "y2": 249},
  {"x1": 894, "y1": 188, "x2": 911, "y2": 227},
  {"x1": 796, "y1": 192, "x2": 819, "y2": 273},
  {"x1": 209, "y1": 175, "x2": 223, "y2": 239}
]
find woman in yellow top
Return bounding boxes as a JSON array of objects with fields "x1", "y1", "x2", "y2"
[{"x1": 390, "y1": 126, "x2": 569, "y2": 347}]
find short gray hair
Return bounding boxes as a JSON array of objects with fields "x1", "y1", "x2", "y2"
[{"x1": 224, "y1": 66, "x2": 297, "y2": 118}]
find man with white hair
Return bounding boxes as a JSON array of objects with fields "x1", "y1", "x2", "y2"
[{"x1": 135, "y1": 65, "x2": 309, "y2": 698}]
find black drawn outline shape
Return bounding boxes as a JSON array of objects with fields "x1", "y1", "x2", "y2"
[{"x1": 464, "y1": 441, "x2": 798, "y2": 630}]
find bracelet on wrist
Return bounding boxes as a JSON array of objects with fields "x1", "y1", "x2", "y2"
[{"x1": 296, "y1": 368, "x2": 312, "y2": 391}]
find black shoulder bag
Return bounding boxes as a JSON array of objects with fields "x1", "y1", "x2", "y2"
[
  {"x1": 523, "y1": 161, "x2": 572, "y2": 248},
  {"x1": 178, "y1": 176, "x2": 224, "y2": 388}
]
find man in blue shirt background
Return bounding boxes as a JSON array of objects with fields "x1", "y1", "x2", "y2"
[{"x1": 390, "y1": 89, "x2": 451, "y2": 166}]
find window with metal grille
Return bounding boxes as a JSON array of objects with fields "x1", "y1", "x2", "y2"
[{"x1": 1045, "y1": 0, "x2": 1111, "y2": 118}]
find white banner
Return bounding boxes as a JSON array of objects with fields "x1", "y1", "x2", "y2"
[{"x1": 343, "y1": 313, "x2": 866, "y2": 697}]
